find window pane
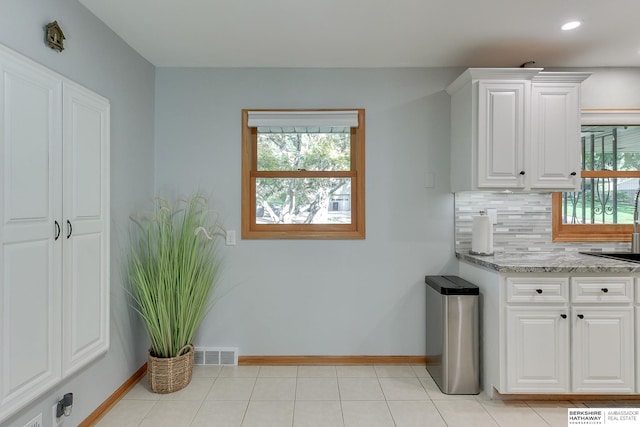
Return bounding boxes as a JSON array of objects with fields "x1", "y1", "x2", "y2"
[
  {"x1": 562, "y1": 178, "x2": 640, "y2": 224},
  {"x1": 581, "y1": 125, "x2": 640, "y2": 171},
  {"x1": 561, "y1": 125, "x2": 640, "y2": 225},
  {"x1": 257, "y1": 130, "x2": 350, "y2": 171},
  {"x1": 256, "y1": 178, "x2": 351, "y2": 224}
]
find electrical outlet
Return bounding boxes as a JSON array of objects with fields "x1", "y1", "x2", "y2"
[
  {"x1": 52, "y1": 403, "x2": 63, "y2": 427},
  {"x1": 225, "y1": 230, "x2": 236, "y2": 246},
  {"x1": 23, "y1": 413, "x2": 42, "y2": 427}
]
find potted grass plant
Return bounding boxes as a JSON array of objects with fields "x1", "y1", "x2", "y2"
[{"x1": 127, "y1": 194, "x2": 223, "y2": 393}]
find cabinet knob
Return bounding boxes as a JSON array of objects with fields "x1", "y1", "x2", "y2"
[
  {"x1": 561, "y1": 314, "x2": 567, "y2": 319},
  {"x1": 54, "y1": 220, "x2": 61, "y2": 241},
  {"x1": 570, "y1": 171, "x2": 577, "y2": 176},
  {"x1": 66, "y1": 220, "x2": 72, "y2": 239},
  {"x1": 519, "y1": 171, "x2": 526, "y2": 176},
  {"x1": 577, "y1": 314, "x2": 584, "y2": 319},
  {"x1": 535, "y1": 289, "x2": 543, "y2": 294},
  {"x1": 601, "y1": 288, "x2": 609, "y2": 293}
]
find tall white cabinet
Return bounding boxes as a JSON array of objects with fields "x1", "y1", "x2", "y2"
[
  {"x1": 60, "y1": 81, "x2": 110, "y2": 378},
  {"x1": 0, "y1": 44, "x2": 109, "y2": 423}
]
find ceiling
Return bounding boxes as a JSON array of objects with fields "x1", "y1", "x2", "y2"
[{"x1": 78, "y1": 0, "x2": 640, "y2": 68}]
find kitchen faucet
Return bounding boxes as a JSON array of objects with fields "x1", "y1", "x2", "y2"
[{"x1": 633, "y1": 189, "x2": 640, "y2": 253}]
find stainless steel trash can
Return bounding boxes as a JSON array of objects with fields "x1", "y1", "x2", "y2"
[{"x1": 425, "y1": 275, "x2": 479, "y2": 395}]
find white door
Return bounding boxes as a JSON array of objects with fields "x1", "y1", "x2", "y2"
[
  {"x1": 572, "y1": 307, "x2": 634, "y2": 393},
  {"x1": 529, "y1": 83, "x2": 581, "y2": 190},
  {"x1": 477, "y1": 81, "x2": 528, "y2": 188},
  {"x1": 505, "y1": 306, "x2": 570, "y2": 393},
  {"x1": 61, "y1": 81, "x2": 110, "y2": 377},
  {"x1": 0, "y1": 50, "x2": 62, "y2": 417}
]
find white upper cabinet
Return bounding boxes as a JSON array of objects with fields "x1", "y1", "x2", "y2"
[
  {"x1": 529, "y1": 74, "x2": 584, "y2": 190},
  {"x1": 447, "y1": 68, "x2": 589, "y2": 192},
  {"x1": 476, "y1": 80, "x2": 528, "y2": 188},
  {"x1": 0, "y1": 43, "x2": 109, "y2": 424}
]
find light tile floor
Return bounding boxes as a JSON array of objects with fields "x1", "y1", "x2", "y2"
[{"x1": 95, "y1": 365, "x2": 640, "y2": 427}]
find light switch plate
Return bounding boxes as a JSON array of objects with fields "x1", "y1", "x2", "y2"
[
  {"x1": 424, "y1": 172, "x2": 434, "y2": 188},
  {"x1": 225, "y1": 230, "x2": 236, "y2": 245}
]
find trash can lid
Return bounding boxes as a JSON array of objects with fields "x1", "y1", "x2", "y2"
[{"x1": 425, "y1": 275, "x2": 479, "y2": 295}]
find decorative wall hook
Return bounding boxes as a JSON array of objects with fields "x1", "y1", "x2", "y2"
[{"x1": 45, "y1": 21, "x2": 65, "y2": 52}]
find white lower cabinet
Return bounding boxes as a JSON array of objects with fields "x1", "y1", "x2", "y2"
[
  {"x1": 503, "y1": 275, "x2": 635, "y2": 394},
  {"x1": 506, "y1": 306, "x2": 569, "y2": 393},
  {"x1": 571, "y1": 307, "x2": 634, "y2": 393}
]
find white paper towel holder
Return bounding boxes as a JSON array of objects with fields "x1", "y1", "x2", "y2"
[{"x1": 469, "y1": 210, "x2": 494, "y2": 256}]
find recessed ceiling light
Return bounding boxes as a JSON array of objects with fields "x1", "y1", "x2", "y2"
[{"x1": 561, "y1": 21, "x2": 582, "y2": 31}]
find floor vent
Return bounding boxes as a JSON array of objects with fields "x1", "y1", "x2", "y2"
[
  {"x1": 22, "y1": 414, "x2": 42, "y2": 427},
  {"x1": 194, "y1": 347, "x2": 238, "y2": 366}
]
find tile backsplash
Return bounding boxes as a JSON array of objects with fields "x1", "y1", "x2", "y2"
[{"x1": 455, "y1": 192, "x2": 631, "y2": 253}]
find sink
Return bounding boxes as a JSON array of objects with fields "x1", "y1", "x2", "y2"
[{"x1": 580, "y1": 252, "x2": 640, "y2": 263}]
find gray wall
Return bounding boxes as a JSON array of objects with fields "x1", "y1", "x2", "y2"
[
  {"x1": 0, "y1": 1, "x2": 155, "y2": 426},
  {"x1": 580, "y1": 68, "x2": 640, "y2": 108},
  {"x1": 154, "y1": 68, "x2": 460, "y2": 356}
]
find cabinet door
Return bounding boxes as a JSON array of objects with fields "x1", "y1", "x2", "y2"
[
  {"x1": 529, "y1": 83, "x2": 581, "y2": 190},
  {"x1": 477, "y1": 81, "x2": 528, "y2": 188},
  {"x1": 0, "y1": 49, "x2": 63, "y2": 421},
  {"x1": 505, "y1": 306, "x2": 570, "y2": 393},
  {"x1": 572, "y1": 307, "x2": 634, "y2": 393},
  {"x1": 61, "y1": 81, "x2": 110, "y2": 377}
]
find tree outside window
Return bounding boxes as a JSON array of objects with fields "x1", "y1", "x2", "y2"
[{"x1": 553, "y1": 110, "x2": 640, "y2": 242}]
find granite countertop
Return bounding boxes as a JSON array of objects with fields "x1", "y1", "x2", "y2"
[{"x1": 456, "y1": 251, "x2": 640, "y2": 273}]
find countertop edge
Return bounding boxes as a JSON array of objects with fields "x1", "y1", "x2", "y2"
[{"x1": 456, "y1": 251, "x2": 640, "y2": 273}]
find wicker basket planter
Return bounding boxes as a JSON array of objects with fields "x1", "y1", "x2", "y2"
[{"x1": 147, "y1": 344, "x2": 194, "y2": 393}]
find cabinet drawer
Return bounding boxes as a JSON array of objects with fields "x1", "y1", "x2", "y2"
[
  {"x1": 506, "y1": 277, "x2": 569, "y2": 303},
  {"x1": 571, "y1": 277, "x2": 633, "y2": 303}
]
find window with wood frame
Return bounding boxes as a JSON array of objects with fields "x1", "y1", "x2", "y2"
[
  {"x1": 241, "y1": 109, "x2": 365, "y2": 239},
  {"x1": 553, "y1": 110, "x2": 640, "y2": 242}
]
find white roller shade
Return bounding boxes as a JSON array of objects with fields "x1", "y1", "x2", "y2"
[{"x1": 247, "y1": 110, "x2": 359, "y2": 128}]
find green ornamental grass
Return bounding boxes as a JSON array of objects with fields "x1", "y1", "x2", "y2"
[{"x1": 128, "y1": 194, "x2": 222, "y2": 358}]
